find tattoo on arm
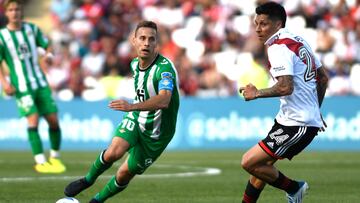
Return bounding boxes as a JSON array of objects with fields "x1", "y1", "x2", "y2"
[
  {"x1": 316, "y1": 67, "x2": 328, "y2": 107},
  {"x1": 256, "y1": 75, "x2": 294, "y2": 98}
]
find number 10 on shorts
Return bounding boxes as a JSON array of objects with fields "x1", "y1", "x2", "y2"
[{"x1": 121, "y1": 119, "x2": 135, "y2": 131}]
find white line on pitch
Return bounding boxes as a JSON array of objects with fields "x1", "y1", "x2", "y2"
[{"x1": 0, "y1": 166, "x2": 221, "y2": 182}]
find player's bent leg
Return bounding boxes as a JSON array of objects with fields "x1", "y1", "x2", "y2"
[
  {"x1": 104, "y1": 137, "x2": 130, "y2": 162},
  {"x1": 64, "y1": 150, "x2": 112, "y2": 197},
  {"x1": 91, "y1": 162, "x2": 134, "y2": 203},
  {"x1": 242, "y1": 176, "x2": 266, "y2": 203},
  {"x1": 85, "y1": 150, "x2": 114, "y2": 184},
  {"x1": 241, "y1": 144, "x2": 278, "y2": 182},
  {"x1": 241, "y1": 145, "x2": 302, "y2": 198}
]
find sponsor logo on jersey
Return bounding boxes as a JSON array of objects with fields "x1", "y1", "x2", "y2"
[
  {"x1": 272, "y1": 66, "x2": 285, "y2": 72},
  {"x1": 18, "y1": 43, "x2": 31, "y2": 59}
]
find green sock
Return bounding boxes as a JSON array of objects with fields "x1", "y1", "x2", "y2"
[
  {"x1": 49, "y1": 128, "x2": 61, "y2": 150},
  {"x1": 28, "y1": 128, "x2": 43, "y2": 155},
  {"x1": 94, "y1": 176, "x2": 128, "y2": 202},
  {"x1": 85, "y1": 150, "x2": 113, "y2": 184}
]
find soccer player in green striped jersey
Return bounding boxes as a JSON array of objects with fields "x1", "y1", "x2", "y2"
[
  {"x1": 64, "y1": 20, "x2": 180, "y2": 203},
  {"x1": 0, "y1": 0, "x2": 66, "y2": 173}
]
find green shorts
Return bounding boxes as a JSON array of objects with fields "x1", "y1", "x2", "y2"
[
  {"x1": 114, "y1": 114, "x2": 173, "y2": 175},
  {"x1": 15, "y1": 87, "x2": 58, "y2": 117}
]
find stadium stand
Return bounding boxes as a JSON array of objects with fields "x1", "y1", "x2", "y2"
[{"x1": 1, "y1": 0, "x2": 360, "y2": 100}]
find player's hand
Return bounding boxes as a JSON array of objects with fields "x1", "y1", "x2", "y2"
[
  {"x1": 108, "y1": 99, "x2": 132, "y2": 112},
  {"x1": 239, "y1": 83, "x2": 258, "y2": 101},
  {"x1": 319, "y1": 113, "x2": 327, "y2": 132},
  {"x1": 3, "y1": 83, "x2": 15, "y2": 96}
]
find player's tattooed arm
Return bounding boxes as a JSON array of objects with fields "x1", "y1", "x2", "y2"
[
  {"x1": 316, "y1": 66, "x2": 329, "y2": 107},
  {"x1": 256, "y1": 75, "x2": 294, "y2": 98}
]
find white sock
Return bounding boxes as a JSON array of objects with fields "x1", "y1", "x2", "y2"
[
  {"x1": 34, "y1": 154, "x2": 46, "y2": 164},
  {"x1": 50, "y1": 149, "x2": 60, "y2": 158}
]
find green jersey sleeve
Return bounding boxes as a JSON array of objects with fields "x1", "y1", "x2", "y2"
[{"x1": 29, "y1": 23, "x2": 49, "y2": 49}]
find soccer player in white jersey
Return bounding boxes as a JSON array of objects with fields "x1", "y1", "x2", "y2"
[
  {"x1": 239, "y1": 2, "x2": 328, "y2": 203},
  {"x1": 0, "y1": 0, "x2": 66, "y2": 173},
  {"x1": 64, "y1": 21, "x2": 180, "y2": 203}
]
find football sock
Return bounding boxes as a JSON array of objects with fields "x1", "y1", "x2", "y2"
[
  {"x1": 34, "y1": 153, "x2": 47, "y2": 164},
  {"x1": 268, "y1": 171, "x2": 299, "y2": 194},
  {"x1": 85, "y1": 150, "x2": 113, "y2": 184},
  {"x1": 94, "y1": 176, "x2": 128, "y2": 202},
  {"x1": 28, "y1": 127, "x2": 43, "y2": 155},
  {"x1": 50, "y1": 149, "x2": 60, "y2": 158},
  {"x1": 49, "y1": 128, "x2": 61, "y2": 151},
  {"x1": 242, "y1": 180, "x2": 263, "y2": 203}
]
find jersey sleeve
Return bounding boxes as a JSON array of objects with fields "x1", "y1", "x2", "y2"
[
  {"x1": 268, "y1": 44, "x2": 294, "y2": 78},
  {"x1": 32, "y1": 24, "x2": 50, "y2": 49},
  {"x1": 0, "y1": 40, "x2": 4, "y2": 62},
  {"x1": 156, "y1": 60, "x2": 176, "y2": 93},
  {"x1": 314, "y1": 53, "x2": 322, "y2": 69}
]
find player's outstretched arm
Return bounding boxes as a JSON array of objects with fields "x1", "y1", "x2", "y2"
[
  {"x1": 109, "y1": 89, "x2": 172, "y2": 112},
  {"x1": 240, "y1": 75, "x2": 293, "y2": 101}
]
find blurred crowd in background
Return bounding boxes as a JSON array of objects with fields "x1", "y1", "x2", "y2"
[{"x1": 1, "y1": 0, "x2": 360, "y2": 100}]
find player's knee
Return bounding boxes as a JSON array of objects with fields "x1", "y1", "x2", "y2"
[
  {"x1": 103, "y1": 148, "x2": 121, "y2": 162},
  {"x1": 116, "y1": 169, "x2": 133, "y2": 185},
  {"x1": 241, "y1": 153, "x2": 255, "y2": 173}
]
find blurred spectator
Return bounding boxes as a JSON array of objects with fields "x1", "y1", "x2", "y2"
[
  {"x1": 327, "y1": 61, "x2": 352, "y2": 95},
  {"x1": 1, "y1": 0, "x2": 358, "y2": 100},
  {"x1": 50, "y1": 0, "x2": 74, "y2": 23},
  {"x1": 81, "y1": 40, "x2": 105, "y2": 78}
]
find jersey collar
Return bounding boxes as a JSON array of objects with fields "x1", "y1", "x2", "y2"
[
  {"x1": 138, "y1": 53, "x2": 159, "y2": 71},
  {"x1": 264, "y1": 28, "x2": 288, "y2": 46}
]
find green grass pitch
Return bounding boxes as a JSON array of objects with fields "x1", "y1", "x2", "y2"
[{"x1": 0, "y1": 150, "x2": 359, "y2": 203}]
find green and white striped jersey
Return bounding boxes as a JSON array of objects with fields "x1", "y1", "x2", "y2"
[
  {"x1": 0, "y1": 22, "x2": 49, "y2": 93},
  {"x1": 128, "y1": 54, "x2": 180, "y2": 139}
]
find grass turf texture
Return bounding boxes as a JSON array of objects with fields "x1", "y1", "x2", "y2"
[{"x1": 0, "y1": 150, "x2": 359, "y2": 203}]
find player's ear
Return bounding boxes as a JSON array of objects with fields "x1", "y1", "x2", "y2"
[
  {"x1": 275, "y1": 20, "x2": 283, "y2": 30},
  {"x1": 130, "y1": 31, "x2": 136, "y2": 46}
]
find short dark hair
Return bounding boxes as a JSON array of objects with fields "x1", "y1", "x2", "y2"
[
  {"x1": 255, "y1": 1, "x2": 286, "y2": 28},
  {"x1": 135, "y1": 20, "x2": 158, "y2": 36}
]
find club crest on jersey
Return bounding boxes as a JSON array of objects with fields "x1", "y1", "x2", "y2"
[
  {"x1": 145, "y1": 158, "x2": 153, "y2": 167},
  {"x1": 18, "y1": 43, "x2": 31, "y2": 59},
  {"x1": 161, "y1": 72, "x2": 172, "y2": 79},
  {"x1": 162, "y1": 79, "x2": 170, "y2": 86}
]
